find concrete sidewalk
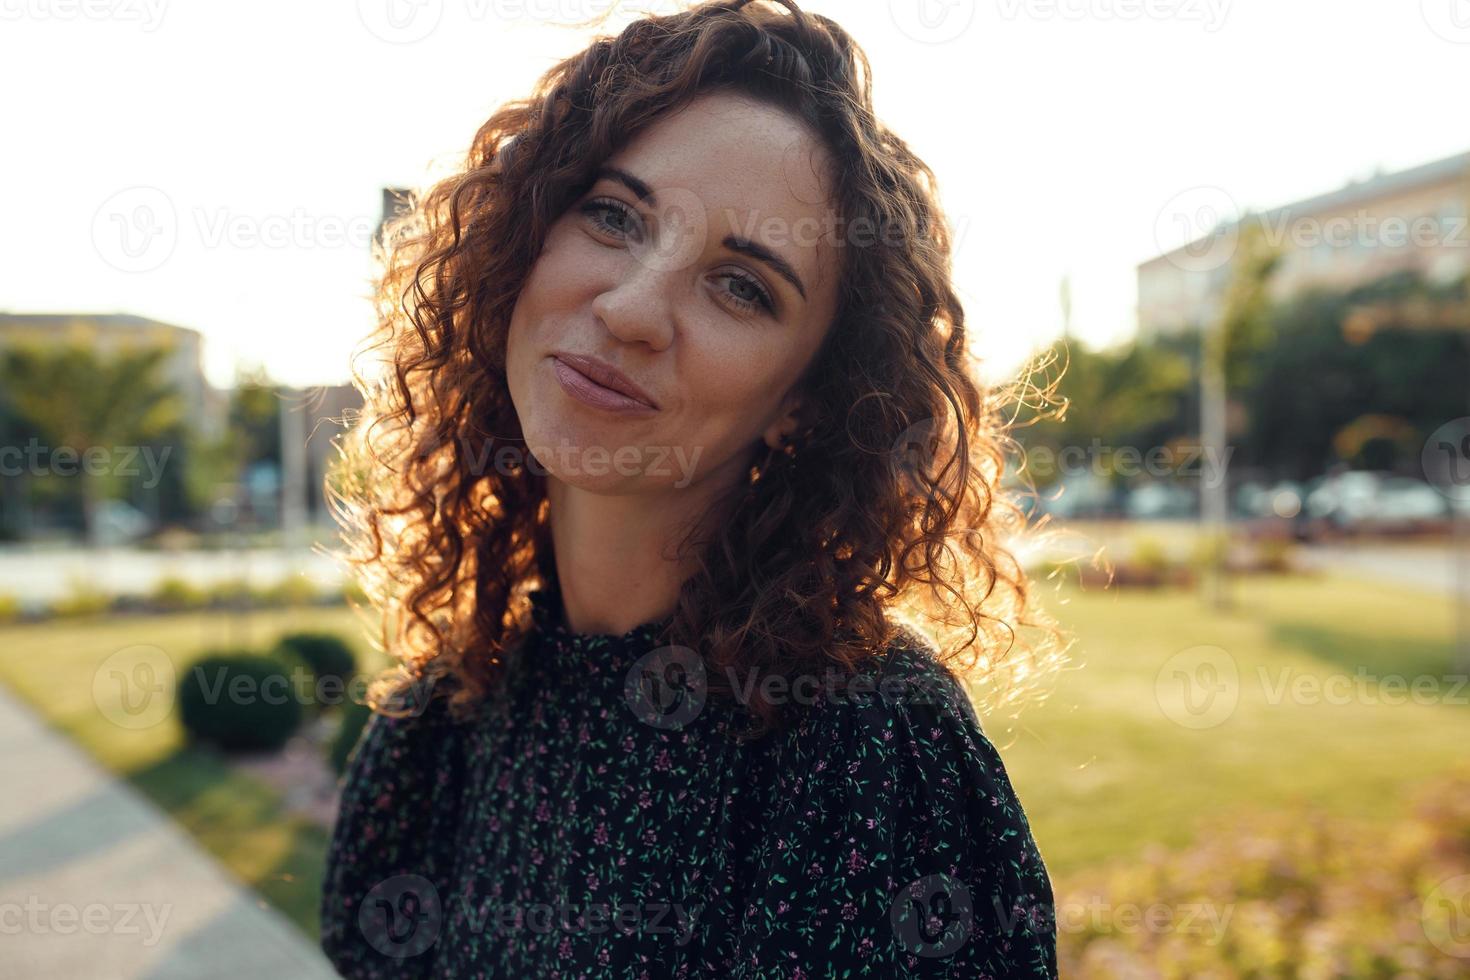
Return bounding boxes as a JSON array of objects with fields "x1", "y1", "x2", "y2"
[
  {"x1": 1298, "y1": 541, "x2": 1466, "y2": 596},
  {"x1": 0, "y1": 684, "x2": 339, "y2": 979}
]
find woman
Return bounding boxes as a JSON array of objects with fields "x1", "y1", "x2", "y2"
[{"x1": 321, "y1": 1, "x2": 1062, "y2": 976}]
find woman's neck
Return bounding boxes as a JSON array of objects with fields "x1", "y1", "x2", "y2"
[{"x1": 545, "y1": 471, "x2": 742, "y2": 636}]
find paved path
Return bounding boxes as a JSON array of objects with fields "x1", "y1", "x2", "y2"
[
  {"x1": 0, "y1": 684, "x2": 339, "y2": 979},
  {"x1": 1298, "y1": 541, "x2": 1468, "y2": 597}
]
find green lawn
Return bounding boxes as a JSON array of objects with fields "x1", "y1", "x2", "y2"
[
  {"x1": 0, "y1": 606, "x2": 377, "y2": 937},
  {"x1": 0, "y1": 572, "x2": 1464, "y2": 940},
  {"x1": 983, "y1": 571, "x2": 1469, "y2": 877}
]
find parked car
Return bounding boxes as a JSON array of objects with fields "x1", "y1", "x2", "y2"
[
  {"x1": 1034, "y1": 472, "x2": 1123, "y2": 519},
  {"x1": 1125, "y1": 481, "x2": 1196, "y2": 519},
  {"x1": 1236, "y1": 480, "x2": 1306, "y2": 520},
  {"x1": 1305, "y1": 471, "x2": 1447, "y2": 532},
  {"x1": 95, "y1": 499, "x2": 153, "y2": 546}
]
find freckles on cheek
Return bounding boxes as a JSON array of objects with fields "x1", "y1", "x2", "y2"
[
  {"x1": 545, "y1": 221, "x2": 609, "y2": 279},
  {"x1": 517, "y1": 228, "x2": 580, "y2": 313},
  {"x1": 687, "y1": 343, "x2": 795, "y2": 439},
  {"x1": 515, "y1": 252, "x2": 588, "y2": 340}
]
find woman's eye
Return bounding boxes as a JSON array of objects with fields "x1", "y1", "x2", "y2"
[
  {"x1": 719, "y1": 271, "x2": 775, "y2": 315},
  {"x1": 580, "y1": 198, "x2": 773, "y2": 316},
  {"x1": 580, "y1": 198, "x2": 639, "y2": 240}
]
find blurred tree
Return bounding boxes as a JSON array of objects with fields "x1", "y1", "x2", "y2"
[
  {"x1": 1331, "y1": 414, "x2": 1419, "y2": 471},
  {"x1": 174, "y1": 368, "x2": 287, "y2": 529},
  {"x1": 0, "y1": 382, "x2": 26, "y2": 540},
  {"x1": 1238, "y1": 270, "x2": 1469, "y2": 479},
  {"x1": 1214, "y1": 221, "x2": 1284, "y2": 391},
  {"x1": 1018, "y1": 339, "x2": 1193, "y2": 489},
  {"x1": 1202, "y1": 221, "x2": 1282, "y2": 608},
  {"x1": 229, "y1": 367, "x2": 284, "y2": 469},
  {"x1": 0, "y1": 343, "x2": 181, "y2": 545}
]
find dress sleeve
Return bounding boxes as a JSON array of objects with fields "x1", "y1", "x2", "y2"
[
  {"x1": 318, "y1": 695, "x2": 468, "y2": 979},
  {"x1": 729, "y1": 631, "x2": 1058, "y2": 979}
]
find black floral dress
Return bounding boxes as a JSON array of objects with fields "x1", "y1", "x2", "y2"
[{"x1": 320, "y1": 587, "x2": 1057, "y2": 978}]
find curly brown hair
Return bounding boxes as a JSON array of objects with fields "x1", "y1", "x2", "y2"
[{"x1": 330, "y1": 0, "x2": 1067, "y2": 739}]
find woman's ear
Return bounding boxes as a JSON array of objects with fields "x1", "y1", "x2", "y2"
[{"x1": 762, "y1": 390, "x2": 807, "y2": 450}]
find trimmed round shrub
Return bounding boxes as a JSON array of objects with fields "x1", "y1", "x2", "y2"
[
  {"x1": 273, "y1": 632, "x2": 357, "y2": 692},
  {"x1": 329, "y1": 697, "x2": 374, "y2": 774},
  {"x1": 206, "y1": 578, "x2": 254, "y2": 608},
  {"x1": 149, "y1": 576, "x2": 206, "y2": 611},
  {"x1": 51, "y1": 581, "x2": 112, "y2": 618},
  {"x1": 262, "y1": 576, "x2": 320, "y2": 607},
  {"x1": 178, "y1": 650, "x2": 304, "y2": 752}
]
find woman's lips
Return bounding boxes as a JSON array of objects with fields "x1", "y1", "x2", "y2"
[{"x1": 551, "y1": 356, "x2": 659, "y2": 415}]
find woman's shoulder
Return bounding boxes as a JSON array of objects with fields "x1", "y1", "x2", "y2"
[
  {"x1": 736, "y1": 625, "x2": 1057, "y2": 975},
  {"x1": 336, "y1": 679, "x2": 467, "y2": 770},
  {"x1": 771, "y1": 625, "x2": 1031, "y2": 808},
  {"x1": 319, "y1": 683, "x2": 474, "y2": 976},
  {"x1": 774, "y1": 622, "x2": 987, "y2": 751}
]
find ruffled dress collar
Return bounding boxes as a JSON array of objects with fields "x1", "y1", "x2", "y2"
[{"x1": 525, "y1": 585, "x2": 677, "y2": 674}]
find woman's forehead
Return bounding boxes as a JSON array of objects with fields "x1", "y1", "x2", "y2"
[
  {"x1": 600, "y1": 93, "x2": 842, "y2": 288},
  {"x1": 607, "y1": 93, "x2": 835, "y2": 221}
]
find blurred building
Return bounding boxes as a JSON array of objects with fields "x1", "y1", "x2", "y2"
[
  {"x1": 0, "y1": 312, "x2": 364, "y2": 530},
  {"x1": 0, "y1": 312, "x2": 225, "y2": 437},
  {"x1": 1139, "y1": 149, "x2": 1470, "y2": 338}
]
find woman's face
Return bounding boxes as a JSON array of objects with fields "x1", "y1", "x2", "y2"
[{"x1": 505, "y1": 89, "x2": 841, "y2": 496}]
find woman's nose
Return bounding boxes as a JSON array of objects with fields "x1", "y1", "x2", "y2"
[{"x1": 589, "y1": 261, "x2": 679, "y2": 350}]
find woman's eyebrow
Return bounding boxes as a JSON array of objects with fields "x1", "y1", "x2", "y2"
[
  {"x1": 594, "y1": 166, "x2": 658, "y2": 205},
  {"x1": 594, "y1": 164, "x2": 809, "y2": 302},
  {"x1": 722, "y1": 234, "x2": 807, "y2": 301}
]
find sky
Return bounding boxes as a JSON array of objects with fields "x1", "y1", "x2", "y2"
[{"x1": 2, "y1": 0, "x2": 1466, "y2": 389}]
